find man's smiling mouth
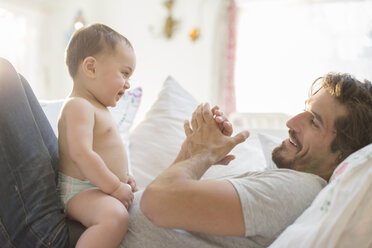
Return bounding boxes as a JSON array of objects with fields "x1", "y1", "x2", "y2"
[
  {"x1": 288, "y1": 130, "x2": 302, "y2": 152},
  {"x1": 289, "y1": 137, "x2": 297, "y2": 147}
]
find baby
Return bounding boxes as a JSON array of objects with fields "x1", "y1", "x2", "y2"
[{"x1": 58, "y1": 23, "x2": 136, "y2": 247}]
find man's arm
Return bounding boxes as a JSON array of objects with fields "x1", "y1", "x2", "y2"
[{"x1": 140, "y1": 103, "x2": 249, "y2": 236}]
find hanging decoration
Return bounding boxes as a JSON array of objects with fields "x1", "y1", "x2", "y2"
[
  {"x1": 188, "y1": 0, "x2": 205, "y2": 42},
  {"x1": 189, "y1": 28, "x2": 200, "y2": 41},
  {"x1": 163, "y1": 0, "x2": 178, "y2": 39},
  {"x1": 73, "y1": 9, "x2": 86, "y2": 30},
  {"x1": 65, "y1": 9, "x2": 86, "y2": 46}
]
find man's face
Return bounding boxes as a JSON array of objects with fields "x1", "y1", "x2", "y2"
[{"x1": 272, "y1": 87, "x2": 347, "y2": 181}]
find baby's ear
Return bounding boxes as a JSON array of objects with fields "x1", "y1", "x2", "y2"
[{"x1": 82, "y1": 56, "x2": 96, "y2": 79}]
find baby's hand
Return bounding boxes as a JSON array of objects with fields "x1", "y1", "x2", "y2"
[
  {"x1": 211, "y1": 105, "x2": 233, "y2": 136},
  {"x1": 127, "y1": 174, "x2": 138, "y2": 192},
  {"x1": 110, "y1": 182, "x2": 134, "y2": 209}
]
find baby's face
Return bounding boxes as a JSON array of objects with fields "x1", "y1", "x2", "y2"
[{"x1": 94, "y1": 43, "x2": 136, "y2": 107}]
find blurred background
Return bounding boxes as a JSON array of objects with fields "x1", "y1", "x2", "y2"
[{"x1": 1, "y1": 0, "x2": 372, "y2": 122}]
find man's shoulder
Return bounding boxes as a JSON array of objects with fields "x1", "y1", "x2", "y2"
[{"x1": 230, "y1": 169, "x2": 327, "y2": 190}]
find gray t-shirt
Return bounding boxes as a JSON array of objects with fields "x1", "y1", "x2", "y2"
[{"x1": 120, "y1": 169, "x2": 326, "y2": 248}]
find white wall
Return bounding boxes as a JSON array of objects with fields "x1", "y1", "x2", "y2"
[{"x1": 1, "y1": 0, "x2": 225, "y2": 124}]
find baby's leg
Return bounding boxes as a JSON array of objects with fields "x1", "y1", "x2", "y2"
[{"x1": 66, "y1": 188, "x2": 129, "y2": 248}]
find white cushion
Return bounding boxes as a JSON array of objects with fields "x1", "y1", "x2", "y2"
[
  {"x1": 270, "y1": 143, "x2": 372, "y2": 248},
  {"x1": 40, "y1": 100, "x2": 63, "y2": 136},
  {"x1": 129, "y1": 76, "x2": 199, "y2": 189},
  {"x1": 109, "y1": 87, "x2": 142, "y2": 144},
  {"x1": 257, "y1": 133, "x2": 282, "y2": 170}
]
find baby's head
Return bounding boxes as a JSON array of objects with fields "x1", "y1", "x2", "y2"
[{"x1": 65, "y1": 23, "x2": 133, "y2": 79}]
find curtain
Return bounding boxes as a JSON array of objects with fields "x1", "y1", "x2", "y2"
[{"x1": 210, "y1": 0, "x2": 237, "y2": 117}]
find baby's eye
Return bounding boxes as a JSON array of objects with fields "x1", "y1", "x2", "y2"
[{"x1": 122, "y1": 72, "x2": 129, "y2": 77}]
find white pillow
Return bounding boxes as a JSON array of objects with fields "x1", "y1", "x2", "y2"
[
  {"x1": 109, "y1": 87, "x2": 142, "y2": 143},
  {"x1": 257, "y1": 133, "x2": 282, "y2": 170},
  {"x1": 270, "y1": 143, "x2": 372, "y2": 248},
  {"x1": 129, "y1": 76, "x2": 199, "y2": 189},
  {"x1": 40, "y1": 87, "x2": 142, "y2": 173},
  {"x1": 40, "y1": 100, "x2": 63, "y2": 136}
]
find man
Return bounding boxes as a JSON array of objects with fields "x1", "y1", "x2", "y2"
[{"x1": 130, "y1": 73, "x2": 372, "y2": 247}]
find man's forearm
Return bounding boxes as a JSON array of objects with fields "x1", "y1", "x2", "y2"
[
  {"x1": 140, "y1": 154, "x2": 212, "y2": 226},
  {"x1": 163, "y1": 153, "x2": 213, "y2": 181},
  {"x1": 140, "y1": 155, "x2": 245, "y2": 236}
]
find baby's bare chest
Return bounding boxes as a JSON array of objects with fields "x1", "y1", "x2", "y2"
[{"x1": 93, "y1": 110, "x2": 121, "y2": 142}]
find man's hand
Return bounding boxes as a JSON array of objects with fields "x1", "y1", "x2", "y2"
[
  {"x1": 211, "y1": 105, "x2": 233, "y2": 136},
  {"x1": 173, "y1": 104, "x2": 241, "y2": 164},
  {"x1": 184, "y1": 103, "x2": 249, "y2": 166}
]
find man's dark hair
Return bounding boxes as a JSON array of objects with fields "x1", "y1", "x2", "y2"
[{"x1": 311, "y1": 73, "x2": 372, "y2": 163}]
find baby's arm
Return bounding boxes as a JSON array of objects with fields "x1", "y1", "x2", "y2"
[{"x1": 62, "y1": 98, "x2": 133, "y2": 206}]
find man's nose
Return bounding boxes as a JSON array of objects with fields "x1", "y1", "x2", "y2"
[{"x1": 286, "y1": 111, "x2": 306, "y2": 132}]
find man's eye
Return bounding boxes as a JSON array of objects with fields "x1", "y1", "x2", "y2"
[{"x1": 311, "y1": 118, "x2": 319, "y2": 128}]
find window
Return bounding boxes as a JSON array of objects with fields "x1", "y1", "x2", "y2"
[
  {"x1": 0, "y1": 4, "x2": 44, "y2": 96},
  {"x1": 234, "y1": 0, "x2": 372, "y2": 115}
]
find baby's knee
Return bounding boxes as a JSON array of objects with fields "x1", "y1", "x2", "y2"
[{"x1": 105, "y1": 205, "x2": 129, "y2": 232}]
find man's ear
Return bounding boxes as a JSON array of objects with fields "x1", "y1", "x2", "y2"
[{"x1": 82, "y1": 56, "x2": 96, "y2": 79}]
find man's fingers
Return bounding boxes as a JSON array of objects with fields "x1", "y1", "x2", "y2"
[
  {"x1": 184, "y1": 120, "x2": 193, "y2": 136},
  {"x1": 211, "y1": 105, "x2": 220, "y2": 116},
  {"x1": 191, "y1": 110, "x2": 198, "y2": 130},
  {"x1": 216, "y1": 155, "x2": 235, "y2": 165},
  {"x1": 222, "y1": 121, "x2": 233, "y2": 136},
  {"x1": 215, "y1": 115, "x2": 224, "y2": 123},
  {"x1": 201, "y1": 103, "x2": 214, "y2": 123},
  {"x1": 193, "y1": 104, "x2": 205, "y2": 128},
  {"x1": 232, "y1": 130, "x2": 250, "y2": 145}
]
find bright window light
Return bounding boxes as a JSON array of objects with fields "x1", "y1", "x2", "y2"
[
  {"x1": 0, "y1": 7, "x2": 27, "y2": 67},
  {"x1": 234, "y1": 0, "x2": 372, "y2": 115},
  {"x1": 0, "y1": 5, "x2": 44, "y2": 97}
]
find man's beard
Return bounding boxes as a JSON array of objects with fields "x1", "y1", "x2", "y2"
[
  {"x1": 272, "y1": 129, "x2": 304, "y2": 169},
  {"x1": 272, "y1": 142, "x2": 295, "y2": 169}
]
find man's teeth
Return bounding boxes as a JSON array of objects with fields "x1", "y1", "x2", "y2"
[{"x1": 289, "y1": 138, "x2": 297, "y2": 147}]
